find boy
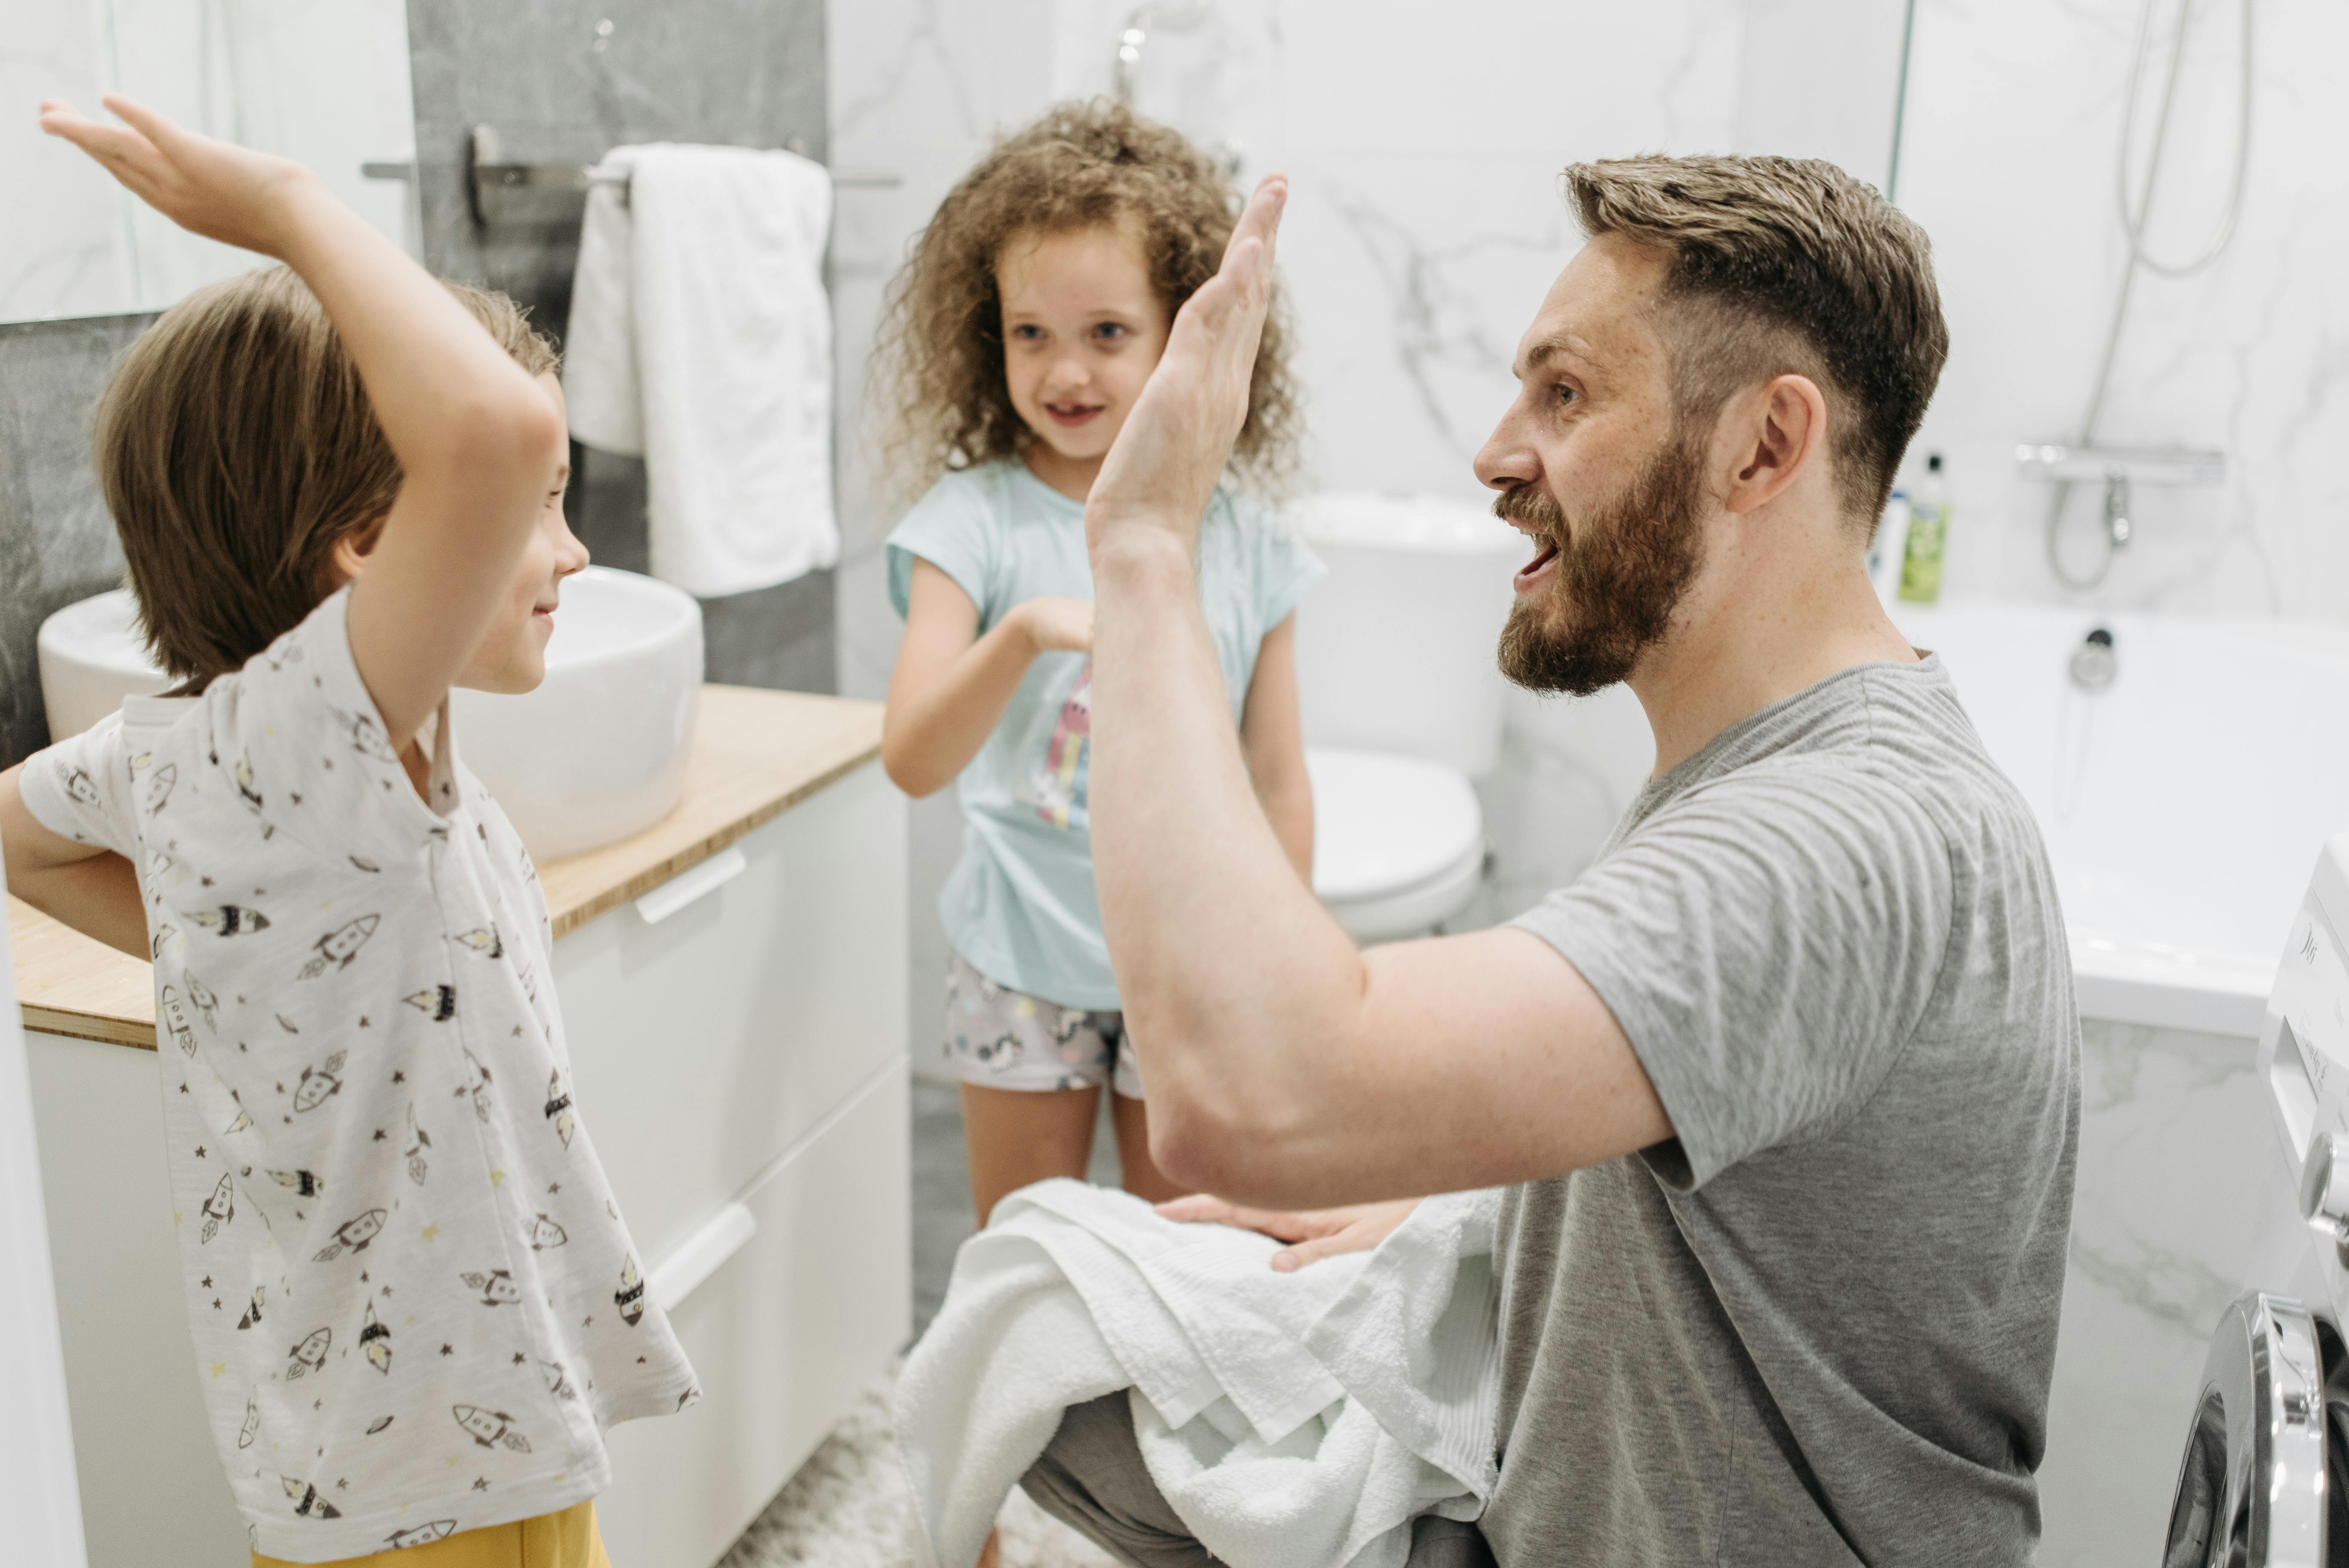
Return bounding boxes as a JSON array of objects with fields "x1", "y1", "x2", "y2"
[{"x1": 1, "y1": 98, "x2": 695, "y2": 1565}]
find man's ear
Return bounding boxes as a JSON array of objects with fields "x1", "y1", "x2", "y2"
[
  {"x1": 327, "y1": 515, "x2": 390, "y2": 586},
  {"x1": 1720, "y1": 373, "x2": 1828, "y2": 517}
]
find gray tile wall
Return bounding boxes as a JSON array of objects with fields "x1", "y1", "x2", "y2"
[
  {"x1": 0, "y1": 314, "x2": 152, "y2": 770},
  {"x1": 406, "y1": 0, "x2": 837, "y2": 693}
]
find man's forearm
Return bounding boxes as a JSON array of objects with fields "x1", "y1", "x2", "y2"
[{"x1": 1088, "y1": 528, "x2": 1362, "y2": 1186}]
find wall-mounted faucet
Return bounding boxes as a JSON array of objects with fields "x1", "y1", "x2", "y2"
[{"x1": 2015, "y1": 443, "x2": 2225, "y2": 591}]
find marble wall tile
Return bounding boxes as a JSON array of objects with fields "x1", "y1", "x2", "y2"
[
  {"x1": 0, "y1": 0, "x2": 415, "y2": 324},
  {"x1": 0, "y1": 315, "x2": 151, "y2": 770},
  {"x1": 1897, "y1": 0, "x2": 2349, "y2": 622},
  {"x1": 407, "y1": 0, "x2": 837, "y2": 692}
]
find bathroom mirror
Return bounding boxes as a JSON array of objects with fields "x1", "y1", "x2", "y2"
[{"x1": 0, "y1": 0, "x2": 418, "y2": 324}]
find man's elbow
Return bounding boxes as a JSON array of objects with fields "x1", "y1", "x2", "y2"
[{"x1": 1145, "y1": 1083, "x2": 1296, "y2": 1202}]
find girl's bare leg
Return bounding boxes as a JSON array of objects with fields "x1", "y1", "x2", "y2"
[{"x1": 961, "y1": 1082, "x2": 1103, "y2": 1226}]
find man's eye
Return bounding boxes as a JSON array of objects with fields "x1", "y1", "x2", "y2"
[{"x1": 1554, "y1": 383, "x2": 1579, "y2": 406}]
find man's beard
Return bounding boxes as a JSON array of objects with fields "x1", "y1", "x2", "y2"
[{"x1": 1493, "y1": 433, "x2": 1708, "y2": 696}]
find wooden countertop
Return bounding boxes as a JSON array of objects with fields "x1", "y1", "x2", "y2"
[{"x1": 9, "y1": 684, "x2": 883, "y2": 1051}]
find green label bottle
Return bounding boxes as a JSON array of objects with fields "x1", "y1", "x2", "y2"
[{"x1": 1899, "y1": 452, "x2": 1949, "y2": 604}]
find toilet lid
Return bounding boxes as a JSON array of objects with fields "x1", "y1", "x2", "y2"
[{"x1": 1306, "y1": 747, "x2": 1485, "y2": 903}]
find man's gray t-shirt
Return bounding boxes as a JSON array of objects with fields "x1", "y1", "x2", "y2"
[{"x1": 1485, "y1": 656, "x2": 2079, "y2": 1567}]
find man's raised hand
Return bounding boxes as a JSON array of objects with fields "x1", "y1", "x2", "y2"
[{"x1": 1083, "y1": 174, "x2": 1288, "y2": 561}]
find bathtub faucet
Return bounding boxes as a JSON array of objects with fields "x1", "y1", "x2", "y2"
[{"x1": 2015, "y1": 443, "x2": 2225, "y2": 592}]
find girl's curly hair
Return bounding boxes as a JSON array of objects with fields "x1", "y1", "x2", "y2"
[{"x1": 871, "y1": 99, "x2": 1303, "y2": 508}]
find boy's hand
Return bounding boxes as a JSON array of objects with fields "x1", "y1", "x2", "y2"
[
  {"x1": 39, "y1": 96, "x2": 319, "y2": 258},
  {"x1": 1015, "y1": 597, "x2": 1096, "y2": 656},
  {"x1": 1156, "y1": 1193, "x2": 1422, "y2": 1273}
]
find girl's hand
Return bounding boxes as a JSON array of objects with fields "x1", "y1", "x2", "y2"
[
  {"x1": 38, "y1": 96, "x2": 319, "y2": 258},
  {"x1": 1016, "y1": 597, "x2": 1095, "y2": 656},
  {"x1": 1155, "y1": 1193, "x2": 1422, "y2": 1273}
]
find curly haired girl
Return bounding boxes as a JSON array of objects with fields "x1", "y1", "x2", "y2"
[{"x1": 876, "y1": 100, "x2": 1319, "y2": 1232}]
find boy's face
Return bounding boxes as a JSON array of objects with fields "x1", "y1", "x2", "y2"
[
  {"x1": 996, "y1": 224, "x2": 1172, "y2": 472},
  {"x1": 456, "y1": 372, "x2": 589, "y2": 694}
]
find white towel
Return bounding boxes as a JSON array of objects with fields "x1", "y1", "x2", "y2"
[
  {"x1": 895, "y1": 1180, "x2": 1502, "y2": 1568},
  {"x1": 564, "y1": 142, "x2": 837, "y2": 598}
]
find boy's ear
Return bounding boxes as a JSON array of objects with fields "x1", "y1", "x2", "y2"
[{"x1": 329, "y1": 515, "x2": 391, "y2": 584}]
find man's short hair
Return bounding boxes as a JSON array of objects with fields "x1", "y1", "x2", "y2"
[
  {"x1": 1563, "y1": 154, "x2": 1948, "y2": 525},
  {"x1": 94, "y1": 266, "x2": 558, "y2": 685}
]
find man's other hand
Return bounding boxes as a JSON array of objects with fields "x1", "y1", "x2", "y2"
[{"x1": 1156, "y1": 1193, "x2": 1422, "y2": 1272}]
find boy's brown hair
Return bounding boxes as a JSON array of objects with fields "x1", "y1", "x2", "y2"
[
  {"x1": 1562, "y1": 154, "x2": 1947, "y2": 524},
  {"x1": 873, "y1": 98, "x2": 1303, "y2": 505},
  {"x1": 95, "y1": 265, "x2": 558, "y2": 684}
]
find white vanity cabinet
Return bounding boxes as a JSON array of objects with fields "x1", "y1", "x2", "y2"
[
  {"x1": 12, "y1": 691, "x2": 907, "y2": 1568},
  {"x1": 559, "y1": 759, "x2": 910, "y2": 1564}
]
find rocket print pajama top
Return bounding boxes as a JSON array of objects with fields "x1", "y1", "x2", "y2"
[{"x1": 20, "y1": 587, "x2": 697, "y2": 1562}]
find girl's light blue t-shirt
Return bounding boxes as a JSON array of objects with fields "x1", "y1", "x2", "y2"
[{"x1": 888, "y1": 457, "x2": 1322, "y2": 1010}]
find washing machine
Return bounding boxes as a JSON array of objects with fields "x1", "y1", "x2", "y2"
[{"x1": 2163, "y1": 833, "x2": 2349, "y2": 1565}]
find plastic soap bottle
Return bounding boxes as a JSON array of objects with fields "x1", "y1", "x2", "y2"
[{"x1": 1899, "y1": 452, "x2": 1949, "y2": 604}]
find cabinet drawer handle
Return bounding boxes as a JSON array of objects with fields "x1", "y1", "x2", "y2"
[
  {"x1": 648, "y1": 1201, "x2": 757, "y2": 1313},
  {"x1": 634, "y1": 847, "x2": 749, "y2": 925}
]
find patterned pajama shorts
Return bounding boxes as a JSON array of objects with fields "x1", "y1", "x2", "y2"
[{"x1": 941, "y1": 950, "x2": 1146, "y2": 1099}]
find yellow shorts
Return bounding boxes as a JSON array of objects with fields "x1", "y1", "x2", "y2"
[{"x1": 252, "y1": 1499, "x2": 609, "y2": 1568}]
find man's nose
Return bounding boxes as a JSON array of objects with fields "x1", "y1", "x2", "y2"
[{"x1": 1474, "y1": 408, "x2": 1540, "y2": 493}]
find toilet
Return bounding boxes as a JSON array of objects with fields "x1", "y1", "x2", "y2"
[{"x1": 1294, "y1": 491, "x2": 1525, "y2": 943}]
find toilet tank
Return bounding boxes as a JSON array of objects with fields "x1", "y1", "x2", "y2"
[{"x1": 1293, "y1": 491, "x2": 1525, "y2": 777}]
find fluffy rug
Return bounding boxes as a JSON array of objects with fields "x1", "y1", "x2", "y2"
[{"x1": 717, "y1": 1371, "x2": 1119, "y2": 1568}]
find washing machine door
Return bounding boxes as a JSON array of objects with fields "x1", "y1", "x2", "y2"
[{"x1": 2164, "y1": 1292, "x2": 2330, "y2": 1567}]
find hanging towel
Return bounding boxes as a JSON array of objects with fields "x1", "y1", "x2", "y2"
[
  {"x1": 564, "y1": 142, "x2": 837, "y2": 598},
  {"x1": 895, "y1": 1179, "x2": 1503, "y2": 1568}
]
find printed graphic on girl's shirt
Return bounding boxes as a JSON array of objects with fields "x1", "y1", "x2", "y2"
[{"x1": 1031, "y1": 661, "x2": 1093, "y2": 829}]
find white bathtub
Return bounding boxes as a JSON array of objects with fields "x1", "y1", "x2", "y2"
[{"x1": 1892, "y1": 600, "x2": 2349, "y2": 1037}]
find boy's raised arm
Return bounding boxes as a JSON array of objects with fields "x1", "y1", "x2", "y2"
[{"x1": 39, "y1": 97, "x2": 564, "y2": 750}]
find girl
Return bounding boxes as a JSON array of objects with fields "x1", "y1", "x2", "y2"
[{"x1": 877, "y1": 100, "x2": 1318, "y2": 1228}]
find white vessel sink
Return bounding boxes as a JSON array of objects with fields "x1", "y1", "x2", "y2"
[{"x1": 36, "y1": 566, "x2": 704, "y2": 862}]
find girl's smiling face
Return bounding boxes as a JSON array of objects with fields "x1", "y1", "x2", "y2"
[{"x1": 995, "y1": 223, "x2": 1171, "y2": 497}]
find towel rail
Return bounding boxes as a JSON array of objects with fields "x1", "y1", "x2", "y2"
[{"x1": 388, "y1": 127, "x2": 904, "y2": 224}]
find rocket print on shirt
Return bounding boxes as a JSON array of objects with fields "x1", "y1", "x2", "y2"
[
  {"x1": 1032, "y1": 661, "x2": 1093, "y2": 830},
  {"x1": 162, "y1": 984, "x2": 200, "y2": 1057},
  {"x1": 312, "y1": 1208, "x2": 385, "y2": 1262},
  {"x1": 452, "y1": 1405, "x2": 531, "y2": 1452},
  {"x1": 200, "y1": 1172, "x2": 235, "y2": 1242},
  {"x1": 361, "y1": 1300, "x2": 392, "y2": 1375},
  {"x1": 282, "y1": 1475, "x2": 341, "y2": 1518},
  {"x1": 404, "y1": 1103, "x2": 431, "y2": 1185},
  {"x1": 544, "y1": 1070, "x2": 574, "y2": 1149},
  {"x1": 300, "y1": 914, "x2": 379, "y2": 979}
]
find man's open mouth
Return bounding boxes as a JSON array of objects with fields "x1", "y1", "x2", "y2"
[{"x1": 1512, "y1": 531, "x2": 1561, "y2": 594}]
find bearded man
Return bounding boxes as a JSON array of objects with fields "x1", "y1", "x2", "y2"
[{"x1": 1025, "y1": 154, "x2": 2080, "y2": 1568}]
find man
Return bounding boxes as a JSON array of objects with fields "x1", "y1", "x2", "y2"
[{"x1": 1028, "y1": 154, "x2": 2079, "y2": 1567}]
